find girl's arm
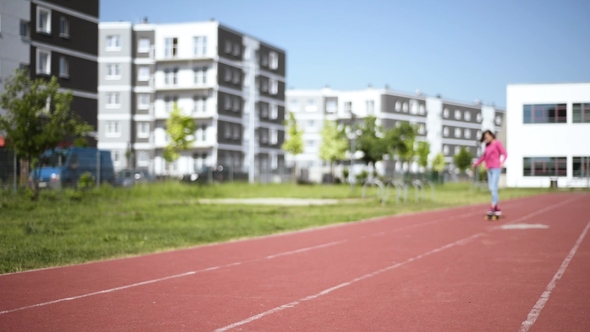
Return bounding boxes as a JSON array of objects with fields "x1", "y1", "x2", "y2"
[
  {"x1": 473, "y1": 154, "x2": 485, "y2": 168},
  {"x1": 497, "y1": 141, "x2": 507, "y2": 163}
]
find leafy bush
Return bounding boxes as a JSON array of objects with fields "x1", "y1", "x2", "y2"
[{"x1": 77, "y1": 172, "x2": 95, "y2": 190}]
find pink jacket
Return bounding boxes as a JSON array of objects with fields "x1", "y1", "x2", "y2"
[{"x1": 473, "y1": 140, "x2": 507, "y2": 169}]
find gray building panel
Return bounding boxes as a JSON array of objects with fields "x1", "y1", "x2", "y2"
[
  {"x1": 98, "y1": 25, "x2": 132, "y2": 58},
  {"x1": 133, "y1": 29, "x2": 154, "y2": 59},
  {"x1": 217, "y1": 26, "x2": 243, "y2": 62}
]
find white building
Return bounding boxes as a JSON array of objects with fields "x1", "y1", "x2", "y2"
[
  {"x1": 98, "y1": 20, "x2": 286, "y2": 179},
  {"x1": 286, "y1": 87, "x2": 505, "y2": 183},
  {"x1": 506, "y1": 83, "x2": 590, "y2": 188}
]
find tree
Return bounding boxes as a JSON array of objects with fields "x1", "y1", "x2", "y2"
[
  {"x1": 416, "y1": 141, "x2": 431, "y2": 170},
  {"x1": 385, "y1": 122, "x2": 417, "y2": 176},
  {"x1": 281, "y1": 112, "x2": 304, "y2": 181},
  {"x1": 453, "y1": 147, "x2": 474, "y2": 174},
  {"x1": 319, "y1": 120, "x2": 347, "y2": 181},
  {"x1": 164, "y1": 104, "x2": 197, "y2": 173},
  {"x1": 0, "y1": 69, "x2": 91, "y2": 199},
  {"x1": 357, "y1": 116, "x2": 388, "y2": 169},
  {"x1": 432, "y1": 153, "x2": 446, "y2": 173}
]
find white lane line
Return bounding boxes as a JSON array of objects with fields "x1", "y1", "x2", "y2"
[
  {"x1": 214, "y1": 196, "x2": 581, "y2": 332},
  {"x1": 0, "y1": 241, "x2": 345, "y2": 316},
  {"x1": 0, "y1": 271, "x2": 197, "y2": 315},
  {"x1": 214, "y1": 232, "x2": 486, "y2": 332},
  {"x1": 518, "y1": 220, "x2": 590, "y2": 332}
]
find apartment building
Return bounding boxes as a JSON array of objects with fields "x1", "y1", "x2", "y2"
[
  {"x1": 506, "y1": 83, "x2": 590, "y2": 188},
  {"x1": 286, "y1": 87, "x2": 505, "y2": 182},
  {"x1": 98, "y1": 20, "x2": 286, "y2": 177},
  {"x1": 0, "y1": 0, "x2": 99, "y2": 174}
]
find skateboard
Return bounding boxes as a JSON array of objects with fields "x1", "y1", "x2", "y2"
[{"x1": 485, "y1": 211, "x2": 501, "y2": 221}]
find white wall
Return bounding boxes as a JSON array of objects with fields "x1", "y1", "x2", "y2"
[{"x1": 506, "y1": 83, "x2": 590, "y2": 188}]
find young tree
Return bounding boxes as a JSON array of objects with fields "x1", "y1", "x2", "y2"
[
  {"x1": 453, "y1": 147, "x2": 474, "y2": 174},
  {"x1": 164, "y1": 104, "x2": 197, "y2": 173},
  {"x1": 319, "y1": 120, "x2": 347, "y2": 181},
  {"x1": 282, "y1": 112, "x2": 304, "y2": 181},
  {"x1": 416, "y1": 141, "x2": 431, "y2": 170},
  {"x1": 432, "y1": 152, "x2": 446, "y2": 173},
  {"x1": 357, "y1": 116, "x2": 388, "y2": 175},
  {"x1": 0, "y1": 69, "x2": 91, "y2": 199}
]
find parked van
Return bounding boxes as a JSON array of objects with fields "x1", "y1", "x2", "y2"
[{"x1": 29, "y1": 147, "x2": 115, "y2": 188}]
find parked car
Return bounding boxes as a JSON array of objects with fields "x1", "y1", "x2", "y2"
[
  {"x1": 180, "y1": 165, "x2": 248, "y2": 184},
  {"x1": 115, "y1": 169, "x2": 156, "y2": 187},
  {"x1": 29, "y1": 147, "x2": 115, "y2": 188}
]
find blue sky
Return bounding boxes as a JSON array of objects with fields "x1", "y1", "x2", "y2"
[{"x1": 101, "y1": 0, "x2": 590, "y2": 107}]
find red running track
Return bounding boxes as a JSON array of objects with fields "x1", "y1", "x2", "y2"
[{"x1": 1, "y1": 193, "x2": 589, "y2": 331}]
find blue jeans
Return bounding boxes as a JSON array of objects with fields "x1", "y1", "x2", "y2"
[{"x1": 487, "y1": 168, "x2": 501, "y2": 206}]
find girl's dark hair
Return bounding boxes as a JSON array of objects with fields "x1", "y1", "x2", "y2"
[{"x1": 480, "y1": 130, "x2": 495, "y2": 143}]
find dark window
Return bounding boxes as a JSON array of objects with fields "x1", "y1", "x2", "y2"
[
  {"x1": 523, "y1": 157, "x2": 567, "y2": 177},
  {"x1": 523, "y1": 104, "x2": 567, "y2": 124},
  {"x1": 573, "y1": 103, "x2": 590, "y2": 123},
  {"x1": 573, "y1": 157, "x2": 590, "y2": 177},
  {"x1": 59, "y1": 17, "x2": 69, "y2": 38},
  {"x1": 19, "y1": 20, "x2": 30, "y2": 38}
]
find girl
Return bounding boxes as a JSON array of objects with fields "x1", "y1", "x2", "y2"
[{"x1": 473, "y1": 130, "x2": 507, "y2": 215}]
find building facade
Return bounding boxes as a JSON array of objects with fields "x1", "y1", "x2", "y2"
[
  {"x1": 98, "y1": 20, "x2": 286, "y2": 178},
  {"x1": 506, "y1": 83, "x2": 590, "y2": 188},
  {"x1": 286, "y1": 87, "x2": 505, "y2": 183}
]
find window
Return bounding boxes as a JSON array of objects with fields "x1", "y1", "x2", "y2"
[
  {"x1": 344, "y1": 101, "x2": 352, "y2": 113},
  {"x1": 137, "y1": 123, "x2": 150, "y2": 138},
  {"x1": 307, "y1": 120, "x2": 316, "y2": 130},
  {"x1": 454, "y1": 128, "x2": 462, "y2": 138},
  {"x1": 112, "y1": 151, "x2": 120, "y2": 166},
  {"x1": 201, "y1": 124, "x2": 207, "y2": 141},
  {"x1": 523, "y1": 157, "x2": 567, "y2": 177},
  {"x1": 106, "y1": 93, "x2": 120, "y2": 108},
  {"x1": 270, "y1": 153, "x2": 278, "y2": 169},
  {"x1": 224, "y1": 95, "x2": 231, "y2": 110},
  {"x1": 193, "y1": 36, "x2": 207, "y2": 56},
  {"x1": 306, "y1": 99, "x2": 318, "y2": 112},
  {"x1": 137, "y1": 151, "x2": 149, "y2": 166},
  {"x1": 194, "y1": 66, "x2": 207, "y2": 84},
  {"x1": 270, "y1": 129, "x2": 278, "y2": 144},
  {"x1": 164, "y1": 37, "x2": 178, "y2": 58},
  {"x1": 476, "y1": 130, "x2": 482, "y2": 138},
  {"x1": 193, "y1": 96, "x2": 207, "y2": 113},
  {"x1": 495, "y1": 115, "x2": 502, "y2": 126},
  {"x1": 106, "y1": 121, "x2": 121, "y2": 137},
  {"x1": 224, "y1": 40, "x2": 232, "y2": 53},
  {"x1": 232, "y1": 69, "x2": 240, "y2": 84},
  {"x1": 306, "y1": 140, "x2": 314, "y2": 148},
  {"x1": 137, "y1": 94, "x2": 150, "y2": 109},
  {"x1": 443, "y1": 108, "x2": 449, "y2": 118},
  {"x1": 106, "y1": 35, "x2": 121, "y2": 51},
  {"x1": 260, "y1": 103, "x2": 269, "y2": 118},
  {"x1": 443, "y1": 145, "x2": 449, "y2": 155},
  {"x1": 232, "y1": 96, "x2": 240, "y2": 112},
  {"x1": 270, "y1": 104, "x2": 278, "y2": 119},
  {"x1": 224, "y1": 67, "x2": 232, "y2": 82},
  {"x1": 59, "y1": 17, "x2": 69, "y2": 38},
  {"x1": 326, "y1": 99, "x2": 337, "y2": 113},
  {"x1": 232, "y1": 43, "x2": 240, "y2": 56},
  {"x1": 464, "y1": 129, "x2": 471, "y2": 139},
  {"x1": 443, "y1": 126, "x2": 449, "y2": 137},
  {"x1": 419, "y1": 104, "x2": 426, "y2": 115},
  {"x1": 20, "y1": 20, "x2": 30, "y2": 38},
  {"x1": 402, "y1": 102, "x2": 409, "y2": 113},
  {"x1": 454, "y1": 146, "x2": 461, "y2": 155},
  {"x1": 454, "y1": 109, "x2": 461, "y2": 120},
  {"x1": 232, "y1": 124, "x2": 240, "y2": 139},
  {"x1": 106, "y1": 64, "x2": 121, "y2": 79},
  {"x1": 37, "y1": 7, "x2": 51, "y2": 34},
  {"x1": 573, "y1": 103, "x2": 590, "y2": 123},
  {"x1": 366, "y1": 100, "x2": 375, "y2": 115},
  {"x1": 523, "y1": 104, "x2": 567, "y2": 124},
  {"x1": 464, "y1": 111, "x2": 471, "y2": 121},
  {"x1": 269, "y1": 51, "x2": 278, "y2": 70},
  {"x1": 164, "y1": 96, "x2": 176, "y2": 112},
  {"x1": 395, "y1": 101, "x2": 401, "y2": 112},
  {"x1": 261, "y1": 79, "x2": 269, "y2": 92},
  {"x1": 410, "y1": 101, "x2": 418, "y2": 114},
  {"x1": 418, "y1": 124, "x2": 426, "y2": 135},
  {"x1": 289, "y1": 99, "x2": 300, "y2": 112},
  {"x1": 138, "y1": 66, "x2": 150, "y2": 81},
  {"x1": 476, "y1": 113, "x2": 482, "y2": 122},
  {"x1": 36, "y1": 49, "x2": 51, "y2": 75},
  {"x1": 164, "y1": 68, "x2": 178, "y2": 85},
  {"x1": 138, "y1": 38, "x2": 150, "y2": 53},
  {"x1": 261, "y1": 53, "x2": 269, "y2": 66},
  {"x1": 224, "y1": 123, "x2": 231, "y2": 138},
  {"x1": 270, "y1": 79, "x2": 278, "y2": 94},
  {"x1": 59, "y1": 57, "x2": 69, "y2": 78},
  {"x1": 573, "y1": 157, "x2": 590, "y2": 177}
]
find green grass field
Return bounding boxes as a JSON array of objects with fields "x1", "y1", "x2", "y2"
[{"x1": 0, "y1": 182, "x2": 545, "y2": 274}]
